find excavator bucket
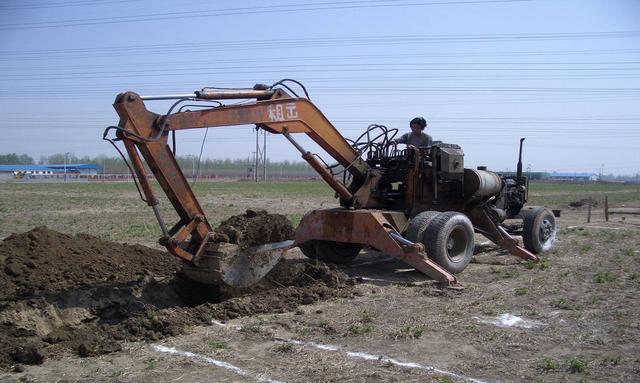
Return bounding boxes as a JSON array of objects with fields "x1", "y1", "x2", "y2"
[{"x1": 182, "y1": 240, "x2": 294, "y2": 288}]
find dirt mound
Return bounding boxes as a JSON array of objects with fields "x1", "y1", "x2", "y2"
[
  {"x1": 214, "y1": 209, "x2": 295, "y2": 247},
  {"x1": 0, "y1": 224, "x2": 355, "y2": 371},
  {"x1": 568, "y1": 198, "x2": 599, "y2": 208},
  {"x1": 0, "y1": 226, "x2": 180, "y2": 301}
]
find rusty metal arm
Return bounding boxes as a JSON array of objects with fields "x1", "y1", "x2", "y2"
[
  {"x1": 158, "y1": 97, "x2": 369, "y2": 181},
  {"x1": 466, "y1": 206, "x2": 539, "y2": 262},
  {"x1": 113, "y1": 93, "x2": 213, "y2": 263},
  {"x1": 294, "y1": 209, "x2": 456, "y2": 285},
  {"x1": 112, "y1": 88, "x2": 371, "y2": 264}
]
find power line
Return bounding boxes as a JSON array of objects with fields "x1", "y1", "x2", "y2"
[
  {"x1": 0, "y1": 0, "x2": 533, "y2": 30},
  {"x1": 3, "y1": 68, "x2": 640, "y2": 82},
  {"x1": 3, "y1": 31, "x2": 640, "y2": 58},
  {"x1": 0, "y1": 0, "x2": 137, "y2": 11},
  {"x1": 2, "y1": 48, "x2": 639, "y2": 68},
  {"x1": 3, "y1": 61, "x2": 640, "y2": 78}
]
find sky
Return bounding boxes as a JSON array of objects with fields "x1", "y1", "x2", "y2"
[{"x1": 0, "y1": 0, "x2": 639, "y2": 175}]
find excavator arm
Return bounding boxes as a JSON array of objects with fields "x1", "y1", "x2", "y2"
[
  {"x1": 109, "y1": 83, "x2": 458, "y2": 288},
  {"x1": 110, "y1": 85, "x2": 376, "y2": 284}
]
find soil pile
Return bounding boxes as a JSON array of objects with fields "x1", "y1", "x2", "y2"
[
  {"x1": 0, "y1": 226, "x2": 180, "y2": 300},
  {"x1": 214, "y1": 209, "x2": 295, "y2": 247},
  {"x1": 0, "y1": 220, "x2": 354, "y2": 371},
  {"x1": 569, "y1": 198, "x2": 599, "y2": 208}
]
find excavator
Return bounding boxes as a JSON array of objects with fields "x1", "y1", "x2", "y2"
[{"x1": 105, "y1": 80, "x2": 557, "y2": 289}]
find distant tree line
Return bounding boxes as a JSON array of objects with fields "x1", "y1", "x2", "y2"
[{"x1": 0, "y1": 153, "x2": 315, "y2": 176}]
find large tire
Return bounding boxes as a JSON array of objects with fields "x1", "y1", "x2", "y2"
[
  {"x1": 298, "y1": 241, "x2": 318, "y2": 259},
  {"x1": 405, "y1": 211, "x2": 441, "y2": 244},
  {"x1": 522, "y1": 208, "x2": 556, "y2": 254},
  {"x1": 299, "y1": 240, "x2": 362, "y2": 264},
  {"x1": 423, "y1": 211, "x2": 475, "y2": 274}
]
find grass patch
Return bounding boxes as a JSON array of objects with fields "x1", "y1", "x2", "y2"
[
  {"x1": 208, "y1": 342, "x2": 227, "y2": 350},
  {"x1": 514, "y1": 287, "x2": 528, "y2": 296},
  {"x1": 359, "y1": 309, "x2": 376, "y2": 323},
  {"x1": 240, "y1": 317, "x2": 266, "y2": 334},
  {"x1": 595, "y1": 271, "x2": 616, "y2": 283},
  {"x1": 602, "y1": 355, "x2": 623, "y2": 366},
  {"x1": 464, "y1": 324, "x2": 479, "y2": 333},
  {"x1": 145, "y1": 357, "x2": 158, "y2": 370},
  {"x1": 502, "y1": 268, "x2": 520, "y2": 278},
  {"x1": 394, "y1": 323, "x2": 426, "y2": 339},
  {"x1": 541, "y1": 357, "x2": 560, "y2": 371},
  {"x1": 567, "y1": 356, "x2": 587, "y2": 373},
  {"x1": 524, "y1": 259, "x2": 549, "y2": 270},
  {"x1": 553, "y1": 298, "x2": 577, "y2": 310},
  {"x1": 348, "y1": 322, "x2": 375, "y2": 335},
  {"x1": 579, "y1": 243, "x2": 593, "y2": 255}
]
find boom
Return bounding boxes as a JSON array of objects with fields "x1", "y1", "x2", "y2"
[{"x1": 110, "y1": 85, "x2": 371, "y2": 266}]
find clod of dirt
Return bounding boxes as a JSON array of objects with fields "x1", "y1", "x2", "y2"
[
  {"x1": 9, "y1": 345, "x2": 45, "y2": 365},
  {"x1": 569, "y1": 198, "x2": 599, "y2": 208},
  {"x1": 214, "y1": 209, "x2": 295, "y2": 248},
  {"x1": 0, "y1": 225, "x2": 355, "y2": 370}
]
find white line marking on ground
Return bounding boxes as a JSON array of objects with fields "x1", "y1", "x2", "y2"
[
  {"x1": 152, "y1": 345, "x2": 285, "y2": 383},
  {"x1": 274, "y1": 338, "x2": 488, "y2": 383},
  {"x1": 474, "y1": 313, "x2": 544, "y2": 329},
  {"x1": 567, "y1": 225, "x2": 639, "y2": 231}
]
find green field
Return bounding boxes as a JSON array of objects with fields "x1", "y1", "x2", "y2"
[
  {"x1": 1, "y1": 180, "x2": 638, "y2": 247},
  {"x1": 0, "y1": 181, "x2": 333, "y2": 247}
]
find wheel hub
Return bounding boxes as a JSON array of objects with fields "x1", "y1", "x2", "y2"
[
  {"x1": 539, "y1": 219, "x2": 554, "y2": 241},
  {"x1": 447, "y1": 238, "x2": 455, "y2": 250}
]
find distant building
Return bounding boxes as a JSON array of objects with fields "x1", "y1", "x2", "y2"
[
  {"x1": 495, "y1": 171, "x2": 549, "y2": 180},
  {"x1": 0, "y1": 164, "x2": 102, "y2": 180},
  {"x1": 548, "y1": 172, "x2": 598, "y2": 182}
]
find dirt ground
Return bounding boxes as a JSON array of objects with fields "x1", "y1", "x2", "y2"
[{"x1": 1, "y1": 187, "x2": 639, "y2": 382}]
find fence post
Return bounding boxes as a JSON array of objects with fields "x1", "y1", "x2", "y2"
[
  {"x1": 604, "y1": 195, "x2": 609, "y2": 222},
  {"x1": 587, "y1": 196, "x2": 592, "y2": 223}
]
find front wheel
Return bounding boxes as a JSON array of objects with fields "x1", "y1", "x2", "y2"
[
  {"x1": 405, "y1": 211, "x2": 441, "y2": 244},
  {"x1": 423, "y1": 212, "x2": 475, "y2": 274},
  {"x1": 522, "y1": 208, "x2": 557, "y2": 253},
  {"x1": 299, "y1": 240, "x2": 362, "y2": 264}
]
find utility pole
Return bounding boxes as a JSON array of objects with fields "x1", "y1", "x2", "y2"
[
  {"x1": 599, "y1": 163, "x2": 604, "y2": 181},
  {"x1": 263, "y1": 130, "x2": 267, "y2": 181},
  {"x1": 191, "y1": 155, "x2": 196, "y2": 183},
  {"x1": 63, "y1": 152, "x2": 68, "y2": 182},
  {"x1": 254, "y1": 127, "x2": 268, "y2": 182},
  {"x1": 255, "y1": 129, "x2": 259, "y2": 182}
]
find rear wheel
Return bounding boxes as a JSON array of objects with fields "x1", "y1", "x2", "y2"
[
  {"x1": 405, "y1": 211, "x2": 441, "y2": 244},
  {"x1": 522, "y1": 208, "x2": 556, "y2": 254},
  {"x1": 424, "y1": 212, "x2": 475, "y2": 273},
  {"x1": 299, "y1": 240, "x2": 362, "y2": 264}
]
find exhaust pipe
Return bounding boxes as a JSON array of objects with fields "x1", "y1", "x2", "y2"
[{"x1": 516, "y1": 138, "x2": 525, "y2": 180}]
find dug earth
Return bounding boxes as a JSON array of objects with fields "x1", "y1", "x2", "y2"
[{"x1": 0, "y1": 210, "x2": 356, "y2": 371}]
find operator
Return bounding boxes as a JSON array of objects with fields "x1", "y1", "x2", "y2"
[{"x1": 393, "y1": 117, "x2": 432, "y2": 148}]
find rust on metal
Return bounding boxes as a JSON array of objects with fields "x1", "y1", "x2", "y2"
[{"x1": 294, "y1": 208, "x2": 456, "y2": 285}]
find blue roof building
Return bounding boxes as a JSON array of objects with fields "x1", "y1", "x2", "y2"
[
  {"x1": 548, "y1": 172, "x2": 598, "y2": 181},
  {"x1": 0, "y1": 164, "x2": 102, "y2": 178}
]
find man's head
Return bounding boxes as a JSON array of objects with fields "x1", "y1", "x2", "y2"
[{"x1": 409, "y1": 117, "x2": 427, "y2": 134}]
